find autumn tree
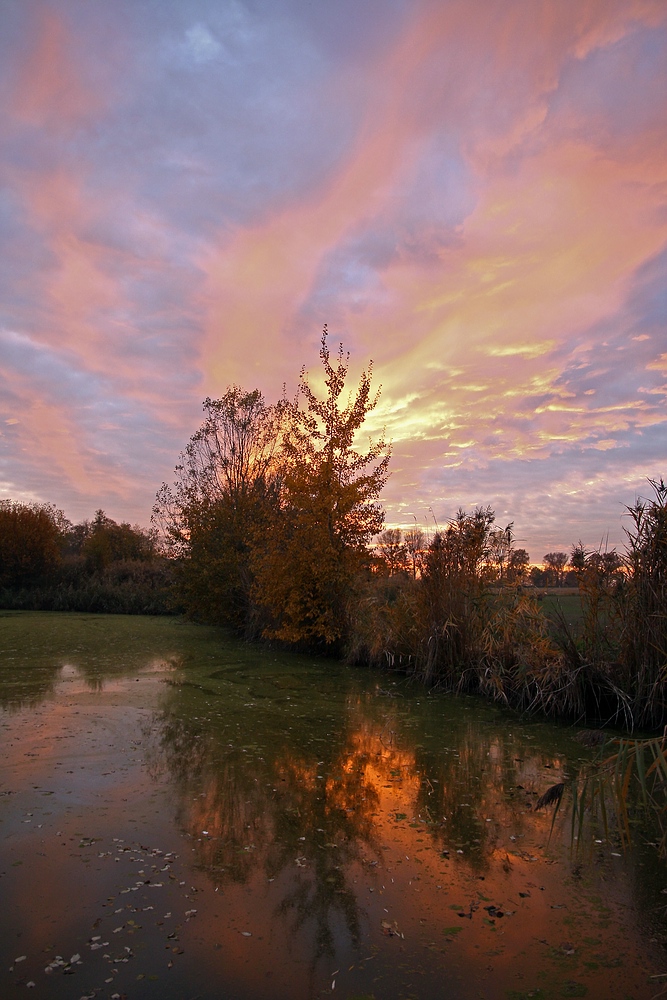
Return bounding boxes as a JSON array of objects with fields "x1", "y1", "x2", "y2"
[
  {"x1": 252, "y1": 329, "x2": 390, "y2": 647},
  {"x1": 417, "y1": 506, "x2": 496, "y2": 683},
  {"x1": 0, "y1": 501, "x2": 66, "y2": 586},
  {"x1": 153, "y1": 388, "x2": 286, "y2": 630},
  {"x1": 569, "y1": 544, "x2": 623, "y2": 588}
]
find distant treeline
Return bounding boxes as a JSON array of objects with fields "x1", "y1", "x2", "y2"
[
  {"x1": 2, "y1": 330, "x2": 665, "y2": 729},
  {"x1": 0, "y1": 504, "x2": 174, "y2": 614}
]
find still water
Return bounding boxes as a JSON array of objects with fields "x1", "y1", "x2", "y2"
[{"x1": 1, "y1": 612, "x2": 665, "y2": 1000}]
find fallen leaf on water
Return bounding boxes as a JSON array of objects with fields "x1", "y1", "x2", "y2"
[{"x1": 380, "y1": 919, "x2": 404, "y2": 939}]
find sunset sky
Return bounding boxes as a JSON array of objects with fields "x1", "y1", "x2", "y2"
[{"x1": 1, "y1": 0, "x2": 666, "y2": 560}]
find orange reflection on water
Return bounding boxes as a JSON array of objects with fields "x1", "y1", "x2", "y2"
[{"x1": 2, "y1": 655, "x2": 663, "y2": 999}]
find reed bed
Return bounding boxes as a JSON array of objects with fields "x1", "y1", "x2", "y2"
[{"x1": 350, "y1": 481, "x2": 667, "y2": 732}]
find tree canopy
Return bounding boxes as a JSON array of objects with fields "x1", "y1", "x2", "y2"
[
  {"x1": 0, "y1": 501, "x2": 66, "y2": 586},
  {"x1": 153, "y1": 387, "x2": 286, "y2": 629},
  {"x1": 154, "y1": 330, "x2": 391, "y2": 647},
  {"x1": 253, "y1": 329, "x2": 390, "y2": 645}
]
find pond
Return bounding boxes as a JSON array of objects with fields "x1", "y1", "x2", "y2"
[{"x1": 0, "y1": 612, "x2": 665, "y2": 1000}]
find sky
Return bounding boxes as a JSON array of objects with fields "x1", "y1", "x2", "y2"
[{"x1": 0, "y1": 0, "x2": 666, "y2": 561}]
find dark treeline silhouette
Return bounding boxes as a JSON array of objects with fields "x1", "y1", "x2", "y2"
[
  {"x1": 0, "y1": 503, "x2": 173, "y2": 613},
  {"x1": 2, "y1": 331, "x2": 665, "y2": 728}
]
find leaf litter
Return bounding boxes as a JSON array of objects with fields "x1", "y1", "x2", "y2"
[{"x1": 24, "y1": 834, "x2": 206, "y2": 996}]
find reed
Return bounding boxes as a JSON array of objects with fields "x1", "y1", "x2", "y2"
[
  {"x1": 537, "y1": 732, "x2": 667, "y2": 857},
  {"x1": 617, "y1": 479, "x2": 667, "y2": 729}
]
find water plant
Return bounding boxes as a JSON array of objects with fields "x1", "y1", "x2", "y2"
[{"x1": 538, "y1": 731, "x2": 667, "y2": 858}]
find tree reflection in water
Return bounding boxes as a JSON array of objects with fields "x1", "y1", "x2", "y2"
[
  {"x1": 151, "y1": 691, "x2": 387, "y2": 959},
  {"x1": 149, "y1": 677, "x2": 572, "y2": 964},
  {"x1": 1, "y1": 614, "x2": 658, "y2": 1000}
]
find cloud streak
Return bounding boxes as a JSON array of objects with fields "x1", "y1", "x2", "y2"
[{"x1": 0, "y1": 0, "x2": 665, "y2": 558}]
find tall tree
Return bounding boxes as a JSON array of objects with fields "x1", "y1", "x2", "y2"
[
  {"x1": 404, "y1": 527, "x2": 426, "y2": 580},
  {"x1": 417, "y1": 506, "x2": 496, "y2": 683},
  {"x1": 153, "y1": 388, "x2": 285, "y2": 630},
  {"x1": 253, "y1": 329, "x2": 391, "y2": 647},
  {"x1": 507, "y1": 548, "x2": 530, "y2": 585}
]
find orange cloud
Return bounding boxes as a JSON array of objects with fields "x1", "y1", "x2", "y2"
[
  {"x1": 1, "y1": 0, "x2": 664, "y2": 543},
  {"x1": 360, "y1": 132, "x2": 667, "y2": 466},
  {"x1": 198, "y1": 10, "x2": 462, "y2": 390},
  {"x1": 199, "y1": 0, "x2": 667, "y2": 423}
]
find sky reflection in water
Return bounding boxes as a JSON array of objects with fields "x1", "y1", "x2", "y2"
[{"x1": 0, "y1": 612, "x2": 664, "y2": 999}]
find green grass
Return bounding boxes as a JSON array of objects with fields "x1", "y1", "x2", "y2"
[{"x1": 538, "y1": 593, "x2": 585, "y2": 635}]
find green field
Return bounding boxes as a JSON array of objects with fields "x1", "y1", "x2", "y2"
[{"x1": 536, "y1": 591, "x2": 585, "y2": 634}]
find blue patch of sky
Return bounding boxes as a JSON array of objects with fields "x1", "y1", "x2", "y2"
[{"x1": 547, "y1": 22, "x2": 667, "y2": 141}]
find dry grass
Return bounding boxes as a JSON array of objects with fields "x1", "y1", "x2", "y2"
[{"x1": 348, "y1": 483, "x2": 667, "y2": 732}]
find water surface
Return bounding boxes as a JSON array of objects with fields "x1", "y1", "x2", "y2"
[{"x1": 1, "y1": 612, "x2": 664, "y2": 999}]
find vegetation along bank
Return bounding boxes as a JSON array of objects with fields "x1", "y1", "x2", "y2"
[{"x1": 2, "y1": 330, "x2": 665, "y2": 731}]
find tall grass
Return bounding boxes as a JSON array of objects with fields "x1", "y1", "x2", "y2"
[
  {"x1": 617, "y1": 480, "x2": 667, "y2": 729},
  {"x1": 349, "y1": 482, "x2": 667, "y2": 730},
  {"x1": 348, "y1": 510, "x2": 583, "y2": 718},
  {"x1": 546, "y1": 479, "x2": 667, "y2": 730}
]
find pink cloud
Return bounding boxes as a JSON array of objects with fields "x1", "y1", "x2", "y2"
[
  {"x1": 0, "y1": 0, "x2": 665, "y2": 549},
  {"x1": 10, "y1": 7, "x2": 110, "y2": 132}
]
